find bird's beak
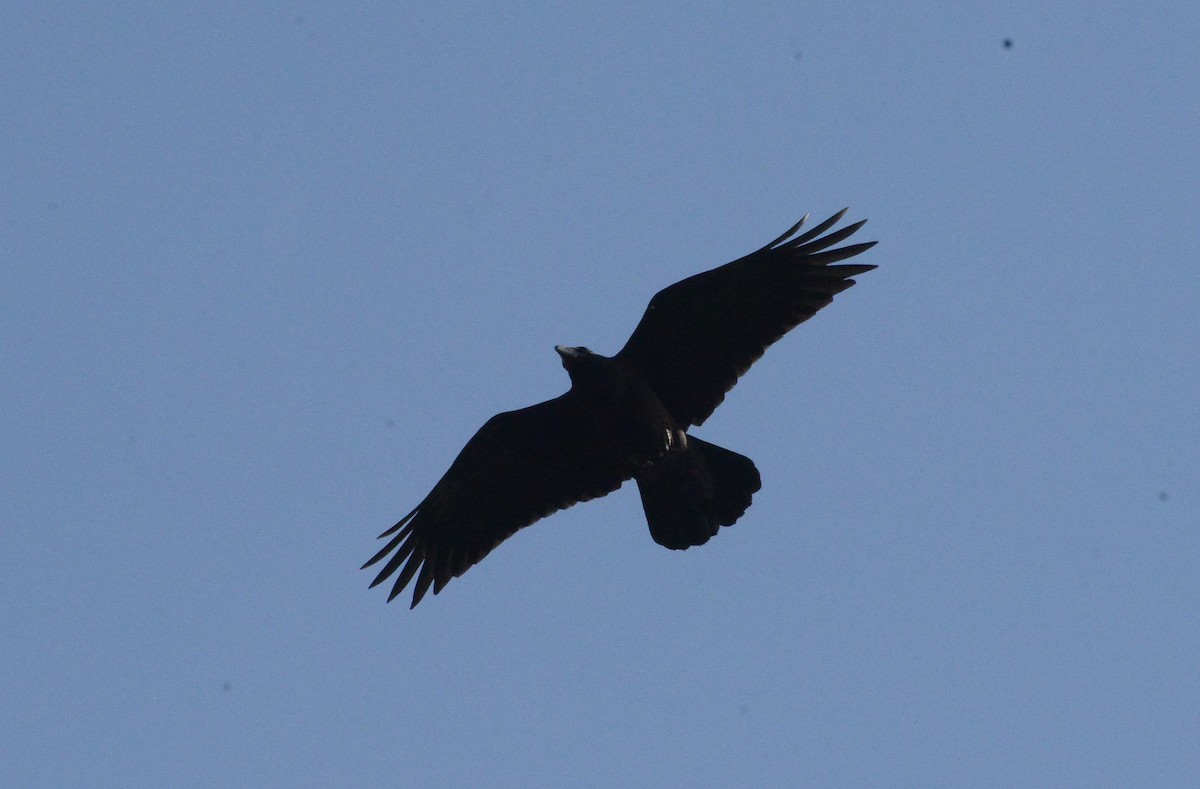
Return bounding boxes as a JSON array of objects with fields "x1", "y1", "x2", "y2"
[{"x1": 555, "y1": 345, "x2": 577, "y2": 359}]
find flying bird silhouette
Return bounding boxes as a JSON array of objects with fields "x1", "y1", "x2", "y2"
[{"x1": 364, "y1": 208, "x2": 877, "y2": 607}]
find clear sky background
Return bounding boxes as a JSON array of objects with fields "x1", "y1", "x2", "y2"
[{"x1": 3, "y1": 3, "x2": 1198, "y2": 787}]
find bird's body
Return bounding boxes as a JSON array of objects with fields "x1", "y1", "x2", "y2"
[
  {"x1": 555, "y1": 345, "x2": 682, "y2": 471},
  {"x1": 364, "y1": 209, "x2": 877, "y2": 607}
]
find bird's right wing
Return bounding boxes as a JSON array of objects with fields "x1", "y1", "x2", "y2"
[
  {"x1": 363, "y1": 393, "x2": 632, "y2": 608},
  {"x1": 615, "y1": 209, "x2": 876, "y2": 428}
]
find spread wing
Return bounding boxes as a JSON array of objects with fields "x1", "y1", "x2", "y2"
[
  {"x1": 615, "y1": 209, "x2": 876, "y2": 428},
  {"x1": 363, "y1": 392, "x2": 632, "y2": 608}
]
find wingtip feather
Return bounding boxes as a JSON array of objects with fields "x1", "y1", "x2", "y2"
[
  {"x1": 760, "y1": 214, "x2": 808, "y2": 252},
  {"x1": 410, "y1": 561, "x2": 436, "y2": 608},
  {"x1": 376, "y1": 504, "x2": 419, "y2": 539}
]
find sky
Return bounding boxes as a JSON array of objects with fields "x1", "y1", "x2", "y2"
[{"x1": 3, "y1": 2, "x2": 1198, "y2": 786}]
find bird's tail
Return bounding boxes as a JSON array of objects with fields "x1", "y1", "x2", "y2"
[{"x1": 637, "y1": 436, "x2": 761, "y2": 550}]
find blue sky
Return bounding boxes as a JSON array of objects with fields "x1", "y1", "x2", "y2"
[{"x1": 3, "y1": 3, "x2": 1198, "y2": 786}]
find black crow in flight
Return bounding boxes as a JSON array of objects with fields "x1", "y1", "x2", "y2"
[{"x1": 364, "y1": 208, "x2": 876, "y2": 607}]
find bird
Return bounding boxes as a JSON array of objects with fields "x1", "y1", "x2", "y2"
[{"x1": 364, "y1": 208, "x2": 877, "y2": 608}]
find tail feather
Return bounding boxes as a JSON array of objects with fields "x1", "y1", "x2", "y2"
[{"x1": 637, "y1": 436, "x2": 761, "y2": 550}]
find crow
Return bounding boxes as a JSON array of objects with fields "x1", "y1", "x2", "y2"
[{"x1": 364, "y1": 208, "x2": 877, "y2": 607}]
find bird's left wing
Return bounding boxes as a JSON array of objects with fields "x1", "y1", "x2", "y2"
[
  {"x1": 363, "y1": 392, "x2": 632, "y2": 608},
  {"x1": 615, "y1": 209, "x2": 876, "y2": 428}
]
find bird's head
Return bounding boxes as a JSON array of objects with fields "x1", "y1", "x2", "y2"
[
  {"x1": 555, "y1": 344, "x2": 592, "y2": 364},
  {"x1": 554, "y1": 345, "x2": 600, "y2": 381},
  {"x1": 555, "y1": 345, "x2": 624, "y2": 400}
]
